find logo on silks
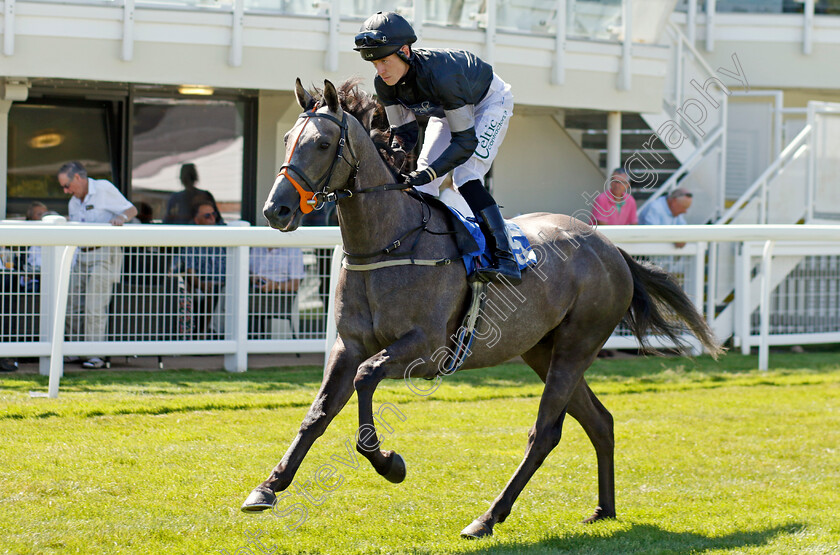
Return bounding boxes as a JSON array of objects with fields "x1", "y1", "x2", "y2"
[
  {"x1": 411, "y1": 101, "x2": 433, "y2": 115},
  {"x1": 474, "y1": 111, "x2": 508, "y2": 159}
]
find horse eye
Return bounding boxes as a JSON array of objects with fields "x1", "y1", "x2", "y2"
[{"x1": 319, "y1": 142, "x2": 330, "y2": 150}]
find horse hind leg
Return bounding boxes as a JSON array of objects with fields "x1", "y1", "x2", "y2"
[
  {"x1": 461, "y1": 349, "x2": 595, "y2": 539},
  {"x1": 567, "y1": 381, "x2": 616, "y2": 523},
  {"x1": 521, "y1": 345, "x2": 616, "y2": 524}
]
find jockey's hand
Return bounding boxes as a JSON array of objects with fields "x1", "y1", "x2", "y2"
[{"x1": 402, "y1": 168, "x2": 437, "y2": 187}]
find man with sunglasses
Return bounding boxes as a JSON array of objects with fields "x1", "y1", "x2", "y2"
[
  {"x1": 354, "y1": 11, "x2": 520, "y2": 285},
  {"x1": 57, "y1": 161, "x2": 137, "y2": 369}
]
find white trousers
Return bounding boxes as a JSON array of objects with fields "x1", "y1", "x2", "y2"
[
  {"x1": 414, "y1": 73, "x2": 514, "y2": 197},
  {"x1": 66, "y1": 246, "x2": 122, "y2": 342}
]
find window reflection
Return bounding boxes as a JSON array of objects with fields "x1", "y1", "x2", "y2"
[
  {"x1": 131, "y1": 98, "x2": 244, "y2": 223},
  {"x1": 6, "y1": 103, "x2": 114, "y2": 218}
]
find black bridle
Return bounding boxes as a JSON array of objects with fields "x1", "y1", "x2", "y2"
[
  {"x1": 279, "y1": 108, "x2": 360, "y2": 214},
  {"x1": 279, "y1": 106, "x2": 455, "y2": 262}
]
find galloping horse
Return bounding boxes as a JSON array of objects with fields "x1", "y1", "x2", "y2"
[{"x1": 245, "y1": 78, "x2": 721, "y2": 538}]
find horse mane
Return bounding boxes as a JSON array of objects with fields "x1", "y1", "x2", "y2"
[{"x1": 309, "y1": 78, "x2": 415, "y2": 176}]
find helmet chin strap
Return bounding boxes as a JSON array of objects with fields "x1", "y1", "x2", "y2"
[{"x1": 396, "y1": 46, "x2": 411, "y2": 64}]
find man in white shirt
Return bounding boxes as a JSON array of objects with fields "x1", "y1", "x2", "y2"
[{"x1": 58, "y1": 161, "x2": 137, "y2": 369}]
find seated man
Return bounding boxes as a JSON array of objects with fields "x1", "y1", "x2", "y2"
[
  {"x1": 248, "y1": 247, "x2": 306, "y2": 339},
  {"x1": 638, "y1": 187, "x2": 693, "y2": 248},
  {"x1": 639, "y1": 187, "x2": 693, "y2": 226}
]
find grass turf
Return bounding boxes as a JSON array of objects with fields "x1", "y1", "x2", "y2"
[{"x1": 1, "y1": 351, "x2": 838, "y2": 554}]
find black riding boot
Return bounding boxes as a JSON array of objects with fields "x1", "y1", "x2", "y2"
[{"x1": 475, "y1": 205, "x2": 522, "y2": 285}]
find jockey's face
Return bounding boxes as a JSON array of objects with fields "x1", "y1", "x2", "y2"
[{"x1": 371, "y1": 46, "x2": 410, "y2": 86}]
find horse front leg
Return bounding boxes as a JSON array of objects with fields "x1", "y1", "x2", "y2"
[
  {"x1": 241, "y1": 337, "x2": 360, "y2": 511},
  {"x1": 352, "y1": 337, "x2": 427, "y2": 484}
]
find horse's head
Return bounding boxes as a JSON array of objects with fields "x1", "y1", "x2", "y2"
[{"x1": 264, "y1": 79, "x2": 361, "y2": 231}]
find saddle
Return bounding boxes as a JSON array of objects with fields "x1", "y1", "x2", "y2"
[{"x1": 413, "y1": 190, "x2": 536, "y2": 278}]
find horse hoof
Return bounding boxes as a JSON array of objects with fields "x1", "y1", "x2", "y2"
[
  {"x1": 581, "y1": 507, "x2": 615, "y2": 524},
  {"x1": 241, "y1": 486, "x2": 276, "y2": 512},
  {"x1": 382, "y1": 451, "x2": 407, "y2": 483},
  {"x1": 460, "y1": 519, "x2": 493, "y2": 539}
]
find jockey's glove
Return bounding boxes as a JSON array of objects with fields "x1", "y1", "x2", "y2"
[{"x1": 402, "y1": 168, "x2": 438, "y2": 187}]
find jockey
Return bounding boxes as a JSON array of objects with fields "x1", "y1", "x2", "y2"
[{"x1": 354, "y1": 11, "x2": 521, "y2": 285}]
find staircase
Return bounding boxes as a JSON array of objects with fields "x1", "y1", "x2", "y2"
[{"x1": 564, "y1": 111, "x2": 681, "y2": 205}]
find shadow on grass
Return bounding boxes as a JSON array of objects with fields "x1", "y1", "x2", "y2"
[{"x1": 462, "y1": 523, "x2": 803, "y2": 554}]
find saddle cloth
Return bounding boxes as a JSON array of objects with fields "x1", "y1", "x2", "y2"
[{"x1": 416, "y1": 191, "x2": 537, "y2": 279}]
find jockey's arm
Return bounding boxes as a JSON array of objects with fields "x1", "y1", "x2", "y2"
[
  {"x1": 384, "y1": 104, "x2": 419, "y2": 152},
  {"x1": 426, "y1": 104, "x2": 478, "y2": 178}
]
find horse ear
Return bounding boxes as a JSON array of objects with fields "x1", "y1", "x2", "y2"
[
  {"x1": 295, "y1": 78, "x2": 315, "y2": 111},
  {"x1": 323, "y1": 80, "x2": 340, "y2": 113}
]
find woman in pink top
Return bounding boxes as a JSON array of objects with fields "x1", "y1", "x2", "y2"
[{"x1": 591, "y1": 168, "x2": 638, "y2": 226}]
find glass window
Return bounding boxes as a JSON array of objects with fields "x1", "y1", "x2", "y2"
[
  {"x1": 6, "y1": 102, "x2": 114, "y2": 218},
  {"x1": 131, "y1": 98, "x2": 245, "y2": 223}
]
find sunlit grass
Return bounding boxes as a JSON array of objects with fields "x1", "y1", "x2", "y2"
[{"x1": 1, "y1": 350, "x2": 838, "y2": 554}]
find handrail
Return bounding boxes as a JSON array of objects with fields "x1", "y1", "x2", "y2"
[
  {"x1": 716, "y1": 124, "x2": 813, "y2": 224},
  {"x1": 667, "y1": 21, "x2": 718, "y2": 80},
  {"x1": 639, "y1": 126, "x2": 724, "y2": 211}
]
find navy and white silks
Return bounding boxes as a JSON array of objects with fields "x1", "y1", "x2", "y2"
[{"x1": 374, "y1": 48, "x2": 514, "y2": 197}]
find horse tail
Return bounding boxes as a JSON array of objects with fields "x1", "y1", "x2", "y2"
[{"x1": 618, "y1": 248, "x2": 723, "y2": 359}]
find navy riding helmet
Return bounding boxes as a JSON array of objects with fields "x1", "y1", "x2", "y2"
[{"x1": 354, "y1": 11, "x2": 417, "y2": 62}]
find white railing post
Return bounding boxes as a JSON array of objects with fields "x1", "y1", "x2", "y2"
[
  {"x1": 758, "y1": 240, "x2": 775, "y2": 371},
  {"x1": 707, "y1": 242, "x2": 717, "y2": 325},
  {"x1": 803, "y1": 0, "x2": 814, "y2": 55},
  {"x1": 122, "y1": 0, "x2": 135, "y2": 62},
  {"x1": 413, "y1": 0, "x2": 425, "y2": 42},
  {"x1": 224, "y1": 245, "x2": 249, "y2": 372},
  {"x1": 686, "y1": 0, "x2": 697, "y2": 46},
  {"x1": 229, "y1": 0, "x2": 245, "y2": 67},
  {"x1": 3, "y1": 0, "x2": 15, "y2": 56},
  {"x1": 705, "y1": 0, "x2": 715, "y2": 52},
  {"x1": 325, "y1": 0, "x2": 340, "y2": 72},
  {"x1": 806, "y1": 103, "x2": 817, "y2": 222},
  {"x1": 48, "y1": 246, "x2": 77, "y2": 398},
  {"x1": 619, "y1": 0, "x2": 632, "y2": 91},
  {"x1": 484, "y1": 0, "x2": 497, "y2": 66},
  {"x1": 718, "y1": 96, "x2": 728, "y2": 220},
  {"x1": 693, "y1": 241, "x2": 707, "y2": 355},
  {"x1": 552, "y1": 0, "x2": 566, "y2": 85},
  {"x1": 322, "y1": 244, "x2": 343, "y2": 374},
  {"x1": 736, "y1": 242, "x2": 751, "y2": 355}
]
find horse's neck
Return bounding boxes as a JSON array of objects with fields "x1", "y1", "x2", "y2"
[{"x1": 337, "y1": 136, "x2": 419, "y2": 257}]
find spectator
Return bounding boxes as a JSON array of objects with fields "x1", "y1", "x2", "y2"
[
  {"x1": 135, "y1": 201, "x2": 155, "y2": 224},
  {"x1": 639, "y1": 187, "x2": 694, "y2": 248},
  {"x1": 591, "y1": 168, "x2": 638, "y2": 226},
  {"x1": 26, "y1": 201, "x2": 48, "y2": 222},
  {"x1": 163, "y1": 163, "x2": 224, "y2": 225},
  {"x1": 248, "y1": 247, "x2": 306, "y2": 339},
  {"x1": 58, "y1": 161, "x2": 137, "y2": 369},
  {"x1": 639, "y1": 187, "x2": 693, "y2": 226},
  {"x1": 180, "y1": 201, "x2": 226, "y2": 338}
]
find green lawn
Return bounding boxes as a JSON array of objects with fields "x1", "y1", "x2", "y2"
[{"x1": 1, "y1": 351, "x2": 839, "y2": 554}]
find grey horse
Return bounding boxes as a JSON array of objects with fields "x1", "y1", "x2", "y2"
[{"x1": 244, "y1": 78, "x2": 721, "y2": 538}]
